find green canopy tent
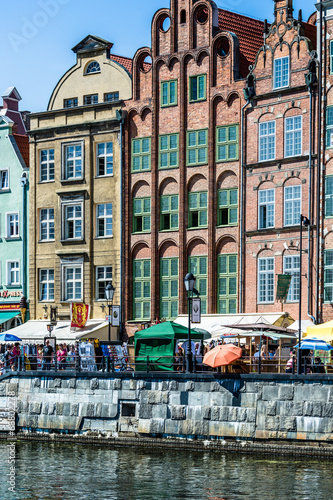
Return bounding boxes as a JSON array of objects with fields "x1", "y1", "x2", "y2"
[{"x1": 135, "y1": 321, "x2": 210, "y2": 371}]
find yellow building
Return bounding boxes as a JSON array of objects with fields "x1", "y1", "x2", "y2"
[{"x1": 29, "y1": 35, "x2": 132, "y2": 339}]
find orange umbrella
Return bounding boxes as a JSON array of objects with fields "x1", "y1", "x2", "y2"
[{"x1": 203, "y1": 344, "x2": 242, "y2": 368}]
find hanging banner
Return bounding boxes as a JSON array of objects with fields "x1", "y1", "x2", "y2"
[
  {"x1": 276, "y1": 274, "x2": 292, "y2": 301},
  {"x1": 191, "y1": 298, "x2": 201, "y2": 324},
  {"x1": 71, "y1": 303, "x2": 90, "y2": 328},
  {"x1": 112, "y1": 305, "x2": 120, "y2": 326}
]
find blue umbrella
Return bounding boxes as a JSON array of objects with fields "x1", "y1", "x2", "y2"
[
  {"x1": 0, "y1": 333, "x2": 22, "y2": 342},
  {"x1": 294, "y1": 338, "x2": 333, "y2": 351}
]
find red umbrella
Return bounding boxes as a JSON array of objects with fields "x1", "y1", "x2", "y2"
[{"x1": 203, "y1": 344, "x2": 242, "y2": 368}]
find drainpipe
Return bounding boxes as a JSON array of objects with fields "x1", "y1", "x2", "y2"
[
  {"x1": 307, "y1": 87, "x2": 316, "y2": 324},
  {"x1": 20, "y1": 173, "x2": 28, "y2": 298},
  {"x1": 239, "y1": 99, "x2": 250, "y2": 313}
]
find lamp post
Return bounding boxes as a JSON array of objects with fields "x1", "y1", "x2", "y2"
[
  {"x1": 184, "y1": 273, "x2": 196, "y2": 373},
  {"x1": 105, "y1": 282, "x2": 115, "y2": 342},
  {"x1": 298, "y1": 215, "x2": 310, "y2": 375}
]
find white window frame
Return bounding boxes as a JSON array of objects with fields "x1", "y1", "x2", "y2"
[
  {"x1": 326, "y1": 106, "x2": 333, "y2": 149},
  {"x1": 274, "y1": 56, "x2": 289, "y2": 89},
  {"x1": 324, "y1": 250, "x2": 333, "y2": 303},
  {"x1": 62, "y1": 264, "x2": 83, "y2": 302},
  {"x1": 0, "y1": 170, "x2": 9, "y2": 191},
  {"x1": 285, "y1": 116, "x2": 302, "y2": 157},
  {"x1": 283, "y1": 255, "x2": 300, "y2": 302},
  {"x1": 96, "y1": 142, "x2": 113, "y2": 177},
  {"x1": 95, "y1": 266, "x2": 112, "y2": 300},
  {"x1": 259, "y1": 121, "x2": 275, "y2": 162},
  {"x1": 258, "y1": 257, "x2": 274, "y2": 303},
  {"x1": 62, "y1": 142, "x2": 84, "y2": 181},
  {"x1": 61, "y1": 201, "x2": 84, "y2": 241},
  {"x1": 258, "y1": 189, "x2": 275, "y2": 229},
  {"x1": 284, "y1": 185, "x2": 301, "y2": 227},
  {"x1": 40, "y1": 149, "x2": 55, "y2": 182},
  {"x1": 84, "y1": 94, "x2": 98, "y2": 105},
  {"x1": 39, "y1": 269, "x2": 55, "y2": 302},
  {"x1": 7, "y1": 260, "x2": 20, "y2": 286},
  {"x1": 96, "y1": 203, "x2": 113, "y2": 238},
  {"x1": 40, "y1": 208, "x2": 55, "y2": 241},
  {"x1": 6, "y1": 212, "x2": 19, "y2": 238}
]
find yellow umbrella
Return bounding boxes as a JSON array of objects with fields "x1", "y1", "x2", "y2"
[{"x1": 304, "y1": 320, "x2": 333, "y2": 342}]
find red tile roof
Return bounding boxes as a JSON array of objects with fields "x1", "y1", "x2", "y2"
[
  {"x1": 13, "y1": 133, "x2": 29, "y2": 168},
  {"x1": 109, "y1": 53, "x2": 151, "y2": 75}
]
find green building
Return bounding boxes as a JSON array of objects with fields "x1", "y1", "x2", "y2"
[{"x1": 0, "y1": 87, "x2": 29, "y2": 331}]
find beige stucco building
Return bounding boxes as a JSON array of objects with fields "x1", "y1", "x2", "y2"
[{"x1": 29, "y1": 35, "x2": 132, "y2": 338}]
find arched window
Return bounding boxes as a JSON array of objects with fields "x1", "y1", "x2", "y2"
[
  {"x1": 180, "y1": 10, "x2": 186, "y2": 24},
  {"x1": 85, "y1": 61, "x2": 100, "y2": 74}
]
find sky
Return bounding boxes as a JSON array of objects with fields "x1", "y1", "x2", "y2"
[{"x1": 1, "y1": 0, "x2": 317, "y2": 113}]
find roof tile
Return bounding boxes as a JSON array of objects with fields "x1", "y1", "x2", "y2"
[{"x1": 13, "y1": 133, "x2": 29, "y2": 168}]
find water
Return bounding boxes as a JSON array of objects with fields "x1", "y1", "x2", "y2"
[{"x1": 0, "y1": 440, "x2": 333, "y2": 500}]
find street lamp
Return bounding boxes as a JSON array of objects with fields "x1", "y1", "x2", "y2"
[
  {"x1": 184, "y1": 273, "x2": 196, "y2": 373},
  {"x1": 105, "y1": 282, "x2": 115, "y2": 342},
  {"x1": 298, "y1": 214, "x2": 310, "y2": 375}
]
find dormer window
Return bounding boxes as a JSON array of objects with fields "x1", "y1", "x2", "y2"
[{"x1": 85, "y1": 61, "x2": 100, "y2": 74}]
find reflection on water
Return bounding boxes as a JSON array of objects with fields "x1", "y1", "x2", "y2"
[{"x1": 0, "y1": 440, "x2": 332, "y2": 500}]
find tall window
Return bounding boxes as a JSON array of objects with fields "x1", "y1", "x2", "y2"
[
  {"x1": 131, "y1": 137, "x2": 151, "y2": 172},
  {"x1": 326, "y1": 106, "x2": 333, "y2": 149},
  {"x1": 258, "y1": 189, "x2": 275, "y2": 229},
  {"x1": 63, "y1": 203, "x2": 82, "y2": 240},
  {"x1": 160, "y1": 195, "x2": 179, "y2": 231},
  {"x1": 160, "y1": 258, "x2": 178, "y2": 319},
  {"x1": 40, "y1": 149, "x2": 54, "y2": 182},
  {"x1": 188, "y1": 192, "x2": 208, "y2": 228},
  {"x1": 96, "y1": 203, "x2": 112, "y2": 237},
  {"x1": 187, "y1": 129, "x2": 207, "y2": 166},
  {"x1": 84, "y1": 94, "x2": 98, "y2": 105},
  {"x1": 285, "y1": 116, "x2": 302, "y2": 157},
  {"x1": 63, "y1": 266, "x2": 82, "y2": 301},
  {"x1": 63, "y1": 143, "x2": 83, "y2": 180},
  {"x1": 159, "y1": 134, "x2": 179, "y2": 169},
  {"x1": 274, "y1": 56, "x2": 289, "y2": 89},
  {"x1": 325, "y1": 176, "x2": 333, "y2": 217},
  {"x1": 189, "y1": 256, "x2": 207, "y2": 314},
  {"x1": 96, "y1": 142, "x2": 113, "y2": 176},
  {"x1": 216, "y1": 125, "x2": 238, "y2": 162},
  {"x1": 258, "y1": 257, "x2": 274, "y2": 303},
  {"x1": 0, "y1": 170, "x2": 9, "y2": 190},
  {"x1": 189, "y1": 74, "x2": 206, "y2": 102},
  {"x1": 133, "y1": 198, "x2": 151, "y2": 233},
  {"x1": 133, "y1": 259, "x2": 151, "y2": 320},
  {"x1": 104, "y1": 92, "x2": 119, "y2": 102},
  {"x1": 39, "y1": 269, "x2": 54, "y2": 301},
  {"x1": 7, "y1": 213, "x2": 19, "y2": 238},
  {"x1": 284, "y1": 185, "x2": 301, "y2": 226},
  {"x1": 95, "y1": 266, "x2": 112, "y2": 300},
  {"x1": 64, "y1": 98, "x2": 78, "y2": 108},
  {"x1": 7, "y1": 261, "x2": 20, "y2": 286},
  {"x1": 161, "y1": 80, "x2": 177, "y2": 107},
  {"x1": 217, "y1": 189, "x2": 238, "y2": 226},
  {"x1": 259, "y1": 121, "x2": 275, "y2": 161},
  {"x1": 324, "y1": 250, "x2": 333, "y2": 302},
  {"x1": 40, "y1": 208, "x2": 54, "y2": 241},
  {"x1": 218, "y1": 254, "x2": 237, "y2": 314},
  {"x1": 283, "y1": 255, "x2": 300, "y2": 302}
]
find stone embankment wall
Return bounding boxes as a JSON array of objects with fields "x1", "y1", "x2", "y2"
[{"x1": 0, "y1": 373, "x2": 333, "y2": 444}]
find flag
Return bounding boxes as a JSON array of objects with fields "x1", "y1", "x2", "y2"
[{"x1": 71, "y1": 303, "x2": 90, "y2": 328}]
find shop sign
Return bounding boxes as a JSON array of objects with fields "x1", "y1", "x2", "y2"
[
  {"x1": 0, "y1": 290, "x2": 21, "y2": 298},
  {"x1": 276, "y1": 274, "x2": 292, "y2": 301},
  {"x1": 0, "y1": 303, "x2": 20, "y2": 310}
]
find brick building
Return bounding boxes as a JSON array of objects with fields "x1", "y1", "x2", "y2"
[{"x1": 123, "y1": 0, "x2": 318, "y2": 334}]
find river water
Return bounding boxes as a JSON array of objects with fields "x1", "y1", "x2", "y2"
[{"x1": 0, "y1": 440, "x2": 332, "y2": 500}]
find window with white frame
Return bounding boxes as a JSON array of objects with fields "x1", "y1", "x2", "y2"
[
  {"x1": 274, "y1": 56, "x2": 289, "y2": 89},
  {"x1": 324, "y1": 250, "x2": 333, "y2": 302},
  {"x1": 64, "y1": 98, "x2": 78, "y2": 108},
  {"x1": 0, "y1": 170, "x2": 9, "y2": 190},
  {"x1": 63, "y1": 265, "x2": 82, "y2": 301},
  {"x1": 259, "y1": 121, "x2": 275, "y2": 161},
  {"x1": 96, "y1": 142, "x2": 113, "y2": 176},
  {"x1": 85, "y1": 61, "x2": 100, "y2": 74},
  {"x1": 285, "y1": 116, "x2": 302, "y2": 157},
  {"x1": 40, "y1": 149, "x2": 54, "y2": 182},
  {"x1": 7, "y1": 213, "x2": 19, "y2": 238},
  {"x1": 283, "y1": 255, "x2": 300, "y2": 302},
  {"x1": 284, "y1": 185, "x2": 301, "y2": 226},
  {"x1": 62, "y1": 202, "x2": 83, "y2": 240},
  {"x1": 7, "y1": 261, "x2": 20, "y2": 286},
  {"x1": 258, "y1": 189, "x2": 275, "y2": 229},
  {"x1": 258, "y1": 257, "x2": 274, "y2": 303},
  {"x1": 96, "y1": 203, "x2": 112, "y2": 237},
  {"x1": 39, "y1": 269, "x2": 54, "y2": 301},
  {"x1": 326, "y1": 106, "x2": 333, "y2": 149},
  {"x1": 40, "y1": 208, "x2": 54, "y2": 241},
  {"x1": 95, "y1": 266, "x2": 112, "y2": 300},
  {"x1": 84, "y1": 94, "x2": 98, "y2": 105},
  {"x1": 63, "y1": 143, "x2": 83, "y2": 180}
]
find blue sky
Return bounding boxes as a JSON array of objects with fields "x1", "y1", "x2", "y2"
[{"x1": 1, "y1": 0, "x2": 317, "y2": 113}]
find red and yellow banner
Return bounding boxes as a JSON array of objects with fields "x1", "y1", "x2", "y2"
[
  {"x1": 0, "y1": 303, "x2": 20, "y2": 310},
  {"x1": 70, "y1": 303, "x2": 90, "y2": 328}
]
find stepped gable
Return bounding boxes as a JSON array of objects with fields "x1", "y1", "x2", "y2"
[{"x1": 13, "y1": 133, "x2": 29, "y2": 168}]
